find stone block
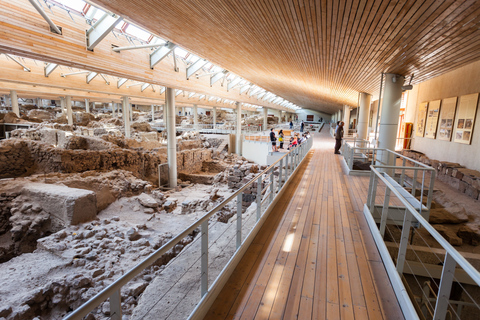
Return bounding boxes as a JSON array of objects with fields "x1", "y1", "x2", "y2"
[
  {"x1": 465, "y1": 186, "x2": 479, "y2": 200},
  {"x1": 433, "y1": 225, "x2": 462, "y2": 246},
  {"x1": 457, "y1": 225, "x2": 480, "y2": 246},
  {"x1": 458, "y1": 181, "x2": 468, "y2": 193},
  {"x1": 23, "y1": 183, "x2": 97, "y2": 228}
]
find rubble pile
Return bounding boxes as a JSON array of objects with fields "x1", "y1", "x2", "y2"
[{"x1": 402, "y1": 150, "x2": 480, "y2": 201}]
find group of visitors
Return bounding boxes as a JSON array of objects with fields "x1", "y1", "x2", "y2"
[{"x1": 270, "y1": 128, "x2": 310, "y2": 152}]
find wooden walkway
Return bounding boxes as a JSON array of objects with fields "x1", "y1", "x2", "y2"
[{"x1": 204, "y1": 130, "x2": 404, "y2": 320}]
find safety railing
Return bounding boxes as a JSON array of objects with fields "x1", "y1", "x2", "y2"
[
  {"x1": 63, "y1": 136, "x2": 314, "y2": 320},
  {"x1": 364, "y1": 164, "x2": 480, "y2": 320}
]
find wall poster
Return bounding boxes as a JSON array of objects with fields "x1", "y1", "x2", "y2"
[
  {"x1": 416, "y1": 102, "x2": 428, "y2": 137},
  {"x1": 424, "y1": 100, "x2": 441, "y2": 139},
  {"x1": 453, "y1": 93, "x2": 479, "y2": 145},
  {"x1": 437, "y1": 97, "x2": 457, "y2": 141}
]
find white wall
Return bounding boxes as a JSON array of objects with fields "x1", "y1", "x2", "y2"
[
  {"x1": 407, "y1": 60, "x2": 480, "y2": 171},
  {"x1": 295, "y1": 108, "x2": 331, "y2": 122},
  {"x1": 242, "y1": 140, "x2": 270, "y2": 165}
]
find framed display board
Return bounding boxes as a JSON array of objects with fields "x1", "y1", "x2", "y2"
[
  {"x1": 416, "y1": 102, "x2": 428, "y2": 137},
  {"x1": 424, "y1": 100, "x2": 441, "y2": 139},
  {"x1": 437, "y1": 97, "x2": 457, "y2": 141},
  {"x1": 453, "y1": 93, "x2": 479, "y2": 145}
]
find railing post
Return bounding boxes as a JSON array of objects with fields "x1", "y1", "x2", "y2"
[
  {"x1": 400, "y1": 158, "x2": 407, "y2": 186},
  {"x1": 369, "y1": 174, "x2": 379, "y2": 212},
  {"x1": 269, "y1": 172, "x2": 274, "y2": 204},
  {"x1": 278, "y1": 159, "x2": 284, "y2": 191},
  {"x1": 379, "y1": 187, "x2": 391, "y2": 237},
  {"x1": 433, "y1": 252, "x2": 457, "y2": 320},
  {"x1": 285, "y1": 152, "x2": 289, "y2": 180},
  {"x1": 412, "y1": 163, "x2": 419, "y2": 196},
  {"x1": 201, "y1": 220, "x2": 208, "y2": 297},
  {"x1": 256, "y1": 176, "x2": 262, "y2": 221},
  {"x1": 109, "y1": 290, "x2": 122, "y2": 320},
  {"x1": 367, "y1": 171, "x2": 374, "y2": 206},
  {"x1": 396, "y1": 210, "x2": 413, "y2": 274},
  {"x1": 236, "y1": 192, "x2": 242, "y2": 249}
]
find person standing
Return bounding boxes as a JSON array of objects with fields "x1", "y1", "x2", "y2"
[
  {"x1": 270, "y1": 128, "x2": 278, "y2": 152},
  {"x1": 300, "y1": 120, "x2": 304, "y2": 132},
  {"x1": 279, "y1": 130, "x2": 284, "y2": 149},
  {"x1": 334, "y1": 121, "x2": 344, "y2": 154},
  {"x1": 289, "y1": 121, "x2": 293, "y2": 129}
]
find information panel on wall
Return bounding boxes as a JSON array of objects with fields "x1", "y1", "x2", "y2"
[
  {"x1": 424, "y1": 100, "x2": 441, "y2": 139},
  {"x1": 416, "y1": 102, "x2": 428, "y2": 137},
  {"x1": 437, "y1": 97, "x2": 457, "y2": 141},
  {"x1": 453, "y1": 93, "x2": 479, "y2": 145}
]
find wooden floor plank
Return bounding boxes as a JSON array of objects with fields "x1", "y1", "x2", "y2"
[{"x1": 204, "y1": 130, "x2": 404, "y2": 320}]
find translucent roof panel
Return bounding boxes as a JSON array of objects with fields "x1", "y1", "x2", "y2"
[
  {"x1": 211, "y1": 66, "x2": 223, "y2": 73},
  {"x1": 186, "y1": 54, "x2": 200, "y2": 64},
  {"x1": 174, "y1": 47, "x2": 189, "y2": 59},
  {"x1": 53, "y1": 0, "x2": 87, "y2": 12},
  {"x1": 125, "y1": 24, "x2": 151, "y2": 42}
]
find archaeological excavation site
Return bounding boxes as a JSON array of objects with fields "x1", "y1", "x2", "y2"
[{"x1": 2, "y1": 1, "x2": 480, "y2": 319}]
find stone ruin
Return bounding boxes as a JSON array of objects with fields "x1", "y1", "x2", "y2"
[{"x1": 0, "y1": 104, "x2": 277, "y2": 319}]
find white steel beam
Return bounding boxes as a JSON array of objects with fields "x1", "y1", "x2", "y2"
[
  {"x1": 239, "y1": 84, "x2": 251, "y2": 94},
  {"x1": 141, "y1": 83, "x2": 151, "y2": 92},
  {"x1": 27, "y1": 0, "x2": 62, "y2": 35},
  {"x1": 175, "y1": 89, "x2": 183, "y2": 97},
  {"x1": 186, "y1": 59, "x2": 209, "y2": 80},
  {"x1": 99, "y1": 74, "x2": 110, "y2": 85},
  {"x1": 86, "y1": 13, "x2": 123, "y2": 51},
  {"x1": 112, "y1": 43, "x2": 162, "y2": 52},
  {"x1": 150, "y1": 42, "x2": 177, "y2": 69},
  {"x1": 159, "y1": 87, "x2": 166, "y2": 94},
  {"x1": 188, "y1": 92, "x2": 196, "y2": 99},
  {"x1": 5, "y1": 54, "x2": 31, "y2": 72},
  {"x1": 227, "y1": 77, "x2": 242, "y2": 91},
  {"x1": 86, "y1": 72, "x2": 98, "y2": 84},
  {"x1": 210, "y1": 70, "x2": 227, "y2": 86},
  {"x1": 117, "y1": 78, "x2": 128, "y2": 88},
  {"x1": 44, "y1": 63, "x2": 58, "y2": 77}
]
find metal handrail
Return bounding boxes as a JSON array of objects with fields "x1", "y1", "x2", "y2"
[
  {"x1": 370, "y1": 166, "x2": 480, "y2": 286},
  {"x1": 64, "y1": 137, "x2": 314, "y2": 320},
  {"x1": 366, "y1": 165, "x2": 480, "y2": 320}
]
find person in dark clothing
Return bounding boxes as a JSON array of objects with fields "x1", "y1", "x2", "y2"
[
  {"x1": 334, "y1": 121, "x2": 344, "y2": 154},
  {"x1": 300, "y1": 121, "x2": 304, "y2": 132},
  {"x1": 270, "y1": 128, "x2": 278, "y2": 152},
  {"x1": 289, "y1": 121, "x2": 293, "y2": 129}
]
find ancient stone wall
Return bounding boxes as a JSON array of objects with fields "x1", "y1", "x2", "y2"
[
  {"x1": 402, "y1": 150, "x2": 480, "y2": 201},
  {"x1": 0, "y1": 139, "x2": 212, "y2": 185}
]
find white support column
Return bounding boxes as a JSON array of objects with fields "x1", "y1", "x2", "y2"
[
  {"x1": 378, "y1": 73, "x2": 404, "y2": 168},
  {"x1": 343, "y1": 105, "x2": 351, "y2": 129},
  {"x1": 111, "y1": 101, "x2": 115, "y2": 117},
  {"x1": 358, "y1": 92, "x2": 372, "y2": 141},
  {"x1": 60, "y1": 97, "x2": 65, "y2": 117},
  {"x1": 166, "y1": 88, "x2": 177, "y2": 188},
  {"x1": 122, "y1": 97, "x2": 131, "y2": 138},
  {"x1": 236, "y1": 102, "x2": 242, "y2": 155},
  {"x1": 85, "y1": 99, "x2": 90, "y2": 113},
  {"x1": 10, "y1": 90, "x2": 19, "y2": 117},
  {"x1": 151, "y1": 105, "x2": 155, "y2": 122},
  {"x1": 193, "y1": 104, "x2": 198, "y2": 130},
  {"x1": 213, "y1": 106, "x2": 217, "y2": 129},
  {"x1": 66, "y1": 96, "x2": 73, "y2": 126},
  {"x1": 263, "y1": 107, "x2": 268, "y2": 131},
  {"x1": 182, "y1": 107, "x2": 185, "y2": 116}
]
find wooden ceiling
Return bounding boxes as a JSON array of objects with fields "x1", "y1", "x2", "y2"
[{"x1": 90, "y1": 0, "x2": 480, "y2": 113}]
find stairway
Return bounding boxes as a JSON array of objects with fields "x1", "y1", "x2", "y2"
[{"x1": 214, "y1": 140, "x2": 228, "y2": 156}]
